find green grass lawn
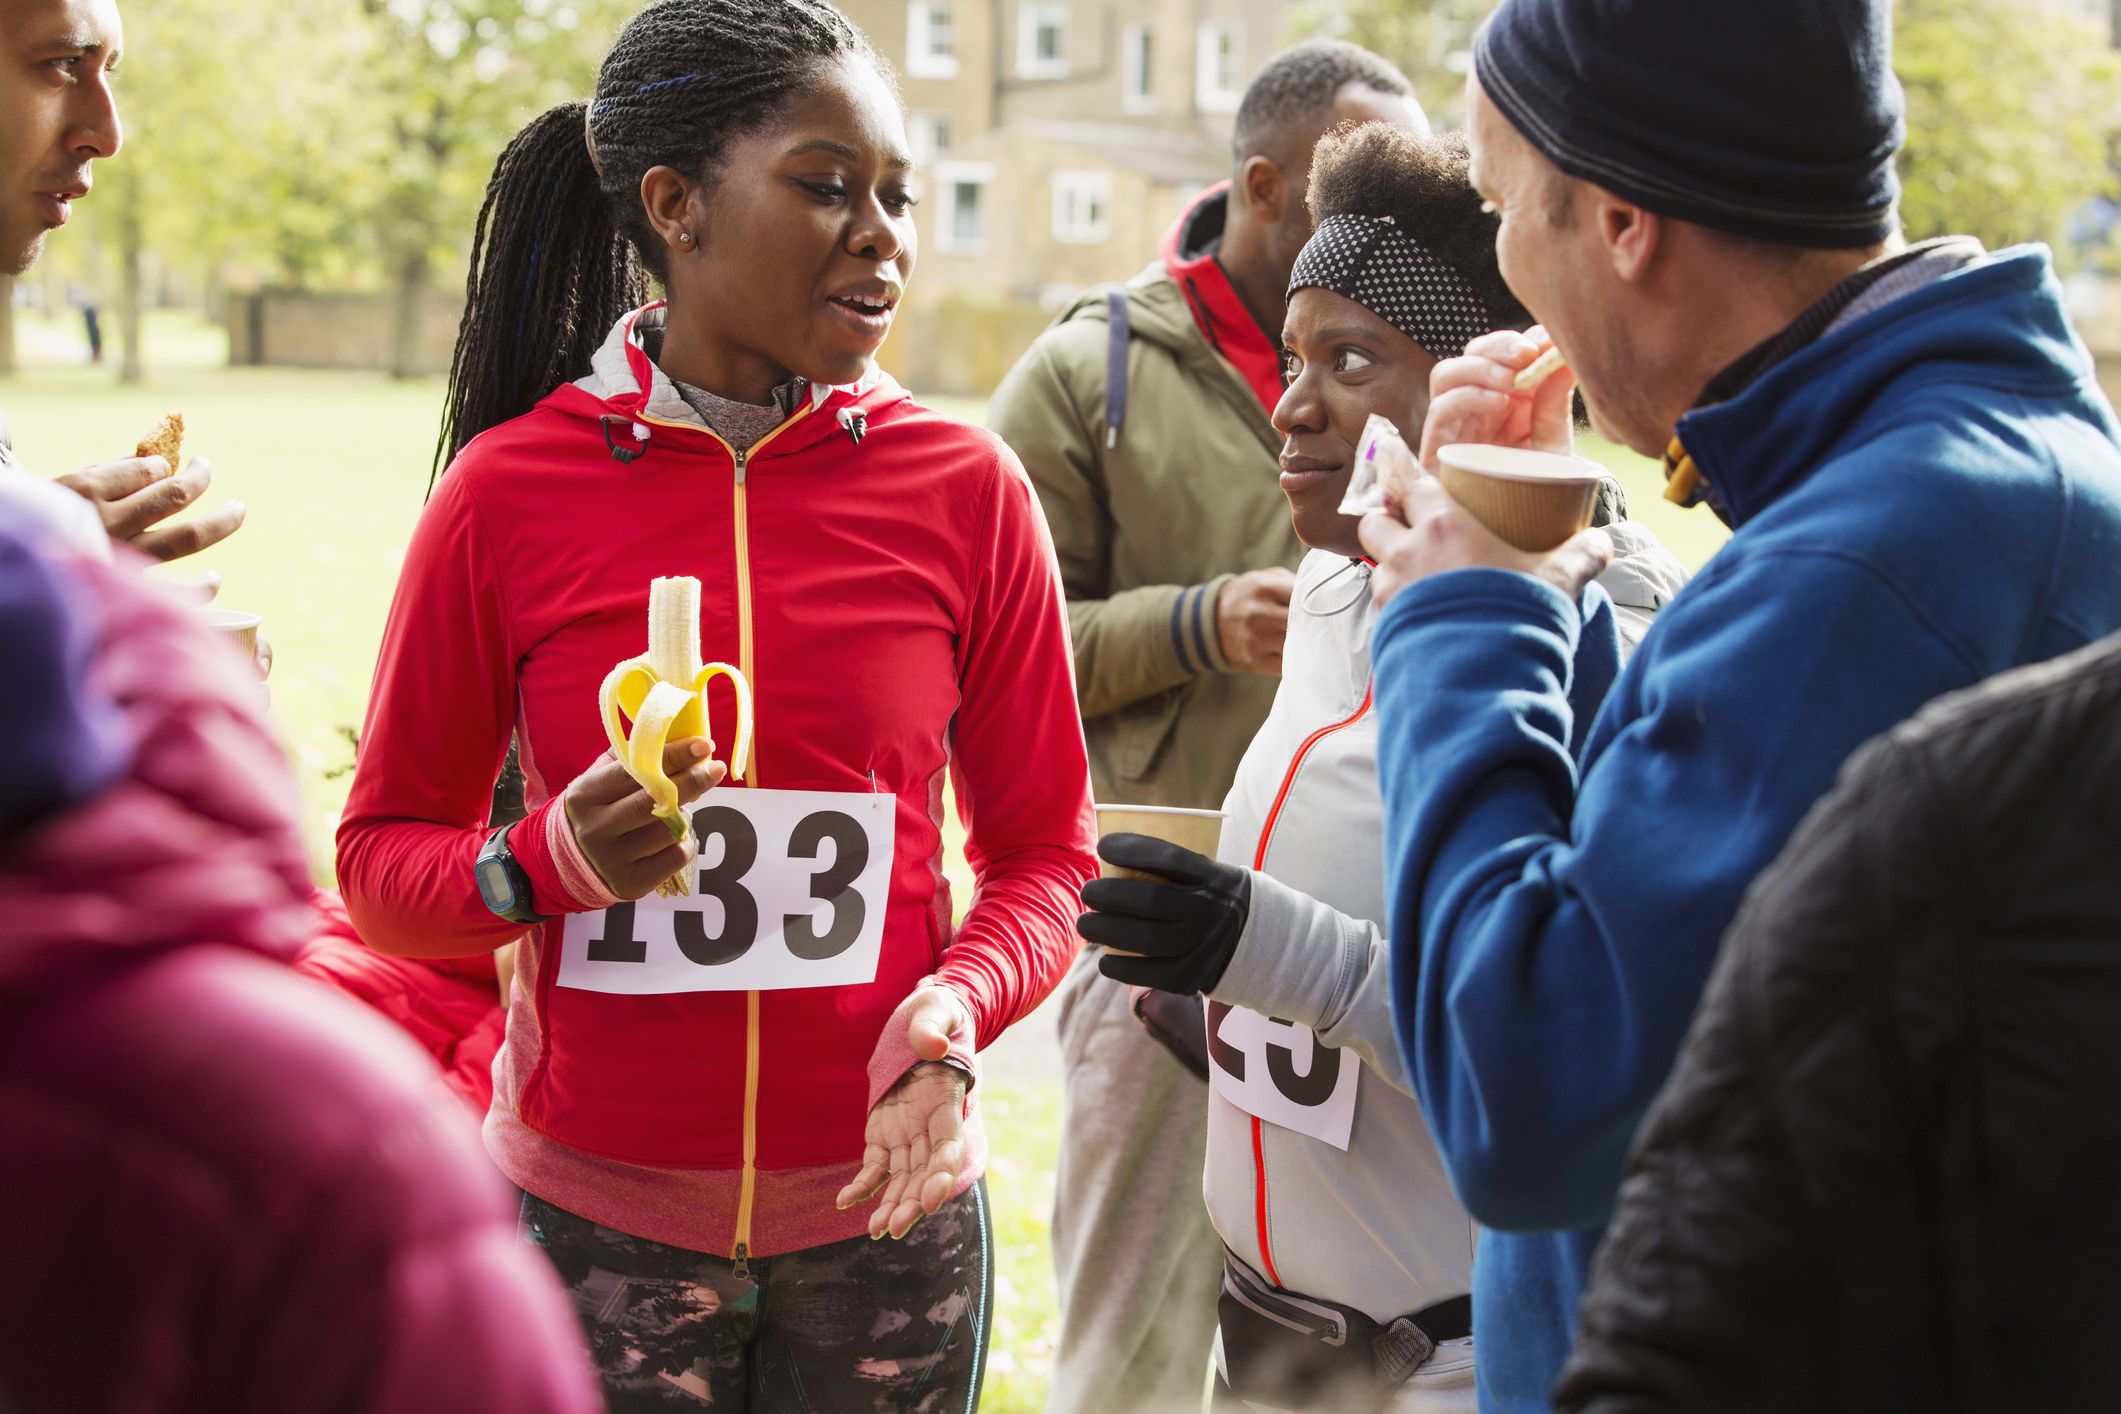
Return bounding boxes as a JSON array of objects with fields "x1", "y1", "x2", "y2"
[
  {"x1": 979, "y1": 1079, "x2": 1065, "y2": 1409},
  {"x1": 3, "y1": 312, "x2": 1718, "y2": 1413},
  {"x1": 4, "y1": 311, "x2": 445, "y2": 871}
]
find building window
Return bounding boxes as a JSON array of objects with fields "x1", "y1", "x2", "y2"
[
  {"x1": 908, "y1": 112, "x2": 951, "y2": 165},
  {"x1": 1018, "y1": 1, "x2": 1069, "y2": 78},
  {"x1": 1196, "y1": 21, "x2": 1242, "y2": 113},
  {"x1": 907, "y1": 0, "x2": 958, "y2": 79},
  {"x1": 1051, "y1": 169, "x2": 1113, "y2": 244},
  {"x1": 1122, "y1": 23, "x2": 1154, "y2": 112},
  {"x1": 933, "y1": 161, "x2": 994, "y2": 254}
]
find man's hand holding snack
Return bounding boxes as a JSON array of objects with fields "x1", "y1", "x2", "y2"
[
  {"x1": 1361, "y1": 327, "x2": 1608, "y2": 608},
  {"x1": 57, "y1": 412, "x2": 246, "y2": 562},
  {"x1": 1413, "y1": 326, "x2": 1578, "y2": 475}
]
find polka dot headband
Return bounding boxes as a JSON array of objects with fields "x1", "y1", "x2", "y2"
[{"x1": 1288, "y1": 214, "x2": 1495, "y2": 361}]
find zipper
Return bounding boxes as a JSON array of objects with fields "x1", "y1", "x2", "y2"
[
  {"x1": 632, "y1": 397, "x2": 814, "y2": 1271},
  {"x1": 731, "y1": 447, "x2": 757, "y2": 788},
  {"x1": 1246, "y1": 679, "x2": 1374, "y2": 1287},
  {"x1": 1253, "y1": 683, "x2": 1373, "y2": 872}
]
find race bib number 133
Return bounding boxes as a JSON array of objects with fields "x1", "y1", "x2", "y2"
[{"x1": 558, "y1": 787, "x2": 896, "y2": 994}]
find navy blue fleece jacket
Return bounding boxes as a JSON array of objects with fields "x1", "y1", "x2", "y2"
[{"x1": 1372, "y1": 246, "x2": 2121, "y2": 1411}]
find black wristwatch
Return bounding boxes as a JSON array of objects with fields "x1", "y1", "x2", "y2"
[{"x1": 475, "y1": 823, "x2": 549, "y2": 924}]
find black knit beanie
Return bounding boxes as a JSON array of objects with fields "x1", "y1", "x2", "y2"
[{"x1": 1474, "y1": 0, "x2": 1905, "y2": 249}]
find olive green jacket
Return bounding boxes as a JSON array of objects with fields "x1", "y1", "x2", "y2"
[{"x1": 989, "y1": 262, "x2": 1300, "y2": 812}]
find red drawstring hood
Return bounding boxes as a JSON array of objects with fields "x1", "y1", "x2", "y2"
[{"x1": 1160, "y1": 184, "x2": 1287, "y2": 418}]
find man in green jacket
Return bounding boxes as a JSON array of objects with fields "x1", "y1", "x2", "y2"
[{"x1": 988, "y1": 40, "x2": 1426, "y2": 1413}]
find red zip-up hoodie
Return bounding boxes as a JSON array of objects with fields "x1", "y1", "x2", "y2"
[{"x1": 338, "y1": 306, "x2": 1097, "y2": 1261}]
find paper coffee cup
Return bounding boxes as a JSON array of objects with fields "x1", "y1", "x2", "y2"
[
  {"x1": 1094, "y1": 804, "x2": 1227, "y2": 879},
  {"x1": 1435, "y1": 444, "x2": 1605, "y2": 553},
  {"x1": 199, "y1": 607, "x2": 261, "y2": 660}
]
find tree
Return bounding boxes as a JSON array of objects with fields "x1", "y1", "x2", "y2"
[
  {"x1": 62, "y1": 0, "x2": 633, "y2": 381},
  {"x1": 1286, "y1": 0, "x2": 1492, "y2": 126},
  {"x1": 87, "y1": 0, "x2": 245, "y2": 383},
  {"x1": 351, "y1": 0, "x2": 633, "y2": 378},
  {"x1": 1896, "y1": 0, "x2": 2121, "y2": 260},
  {"x1": 1290, "y1": 0, "x2": 2121, "y2": 264}
]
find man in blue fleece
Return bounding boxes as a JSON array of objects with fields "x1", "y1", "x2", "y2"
[{"x1": 1355, "y1": 1, "x2": 2121, "y2": 1408}]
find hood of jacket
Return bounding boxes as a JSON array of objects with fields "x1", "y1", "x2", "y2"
[
  {"x1": 0, "y1": 535, "x2": 316, "y2": 1002},
  {"x1": 1600, "y1": 520, "x2": 1693, "y2": 614},
  {"x1": 554, "y1": 302, "x2": 918, "y2": 458},
  {"x1": 1680, "y1": 246, "x2": 2110, "y2": 529},
  {"x1": 1049, "y1": 186, "x2": 1285, "y2": 419}
]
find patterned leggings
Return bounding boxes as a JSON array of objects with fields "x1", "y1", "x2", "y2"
[{"x1": 521, "y1": 1184, "x2": 993, "y2": 1414}]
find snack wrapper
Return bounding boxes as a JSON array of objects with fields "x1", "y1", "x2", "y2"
[{"x1": 1338, "y1": 414, "x2": 1423, "y2": 517}]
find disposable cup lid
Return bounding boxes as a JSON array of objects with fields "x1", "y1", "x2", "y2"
[{"x1": 1437, "y1": 444, "x2": 1604, "y2": 484}]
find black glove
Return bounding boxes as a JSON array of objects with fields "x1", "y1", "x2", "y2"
[{"x1": 1079, "y1": 833, "x2": 1251, "y2": 996}]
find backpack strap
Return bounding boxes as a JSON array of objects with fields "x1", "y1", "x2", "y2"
[{"x1": 1103, "y1": 287, "x2": 1131, "y2": 450}]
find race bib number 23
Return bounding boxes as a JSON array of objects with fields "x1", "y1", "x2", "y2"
[
  {"x1": 1206, "y1": 1000, "x2": 1361, "y2": 1151},
  {"x1": 558, "y1": 787, "x2": 896, "y2": 994}
]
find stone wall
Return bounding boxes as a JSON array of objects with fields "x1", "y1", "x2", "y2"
[{"x1": 225, "y1": 289, "x2": 461, "y2": 376}]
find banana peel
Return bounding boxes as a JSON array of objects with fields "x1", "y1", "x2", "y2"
[{"x1": 599, "y1": 576, "x2": 753, "y2": 897}]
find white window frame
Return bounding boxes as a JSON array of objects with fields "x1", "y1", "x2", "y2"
[
  {"x1": 906, "y1": 0, "x2": 958, "y2": 79},
  {"x1": 1195, "y1": 20, "x2": 1242, "y2": 113},
  {"x1": 1018, "y1": 1, "x2": 1069, "y2": 79},
  {"x1": 933, "y1": 161, "x2": 995, "y2": 255},
  {"x1": 1121, "y1": 22, "x2": 1155, "y2": 113},
  {"x1": 1051, "y1": 169, "x2": 1113, "y2": 245},
  {"x1": 908, "y1": 111, "x2": 951, "y2": 165}
]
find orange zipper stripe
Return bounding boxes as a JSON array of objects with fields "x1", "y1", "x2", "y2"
[
  {"x1": 1253, "y1": 683, "x2": 1374, "y2": 872},
  {"x1": 636, "y1": 397, "x2": 818, "y2": 1269},
  {"x1": 733, "y1": 463, "x2": 757, "y2": 789},
  {"x1": 1247, "y1": 679, "x2": 1374, "y2": 1286},
  {"x1": 1251, "y1": 1116, "x2": 1281, "y2": 1287}
]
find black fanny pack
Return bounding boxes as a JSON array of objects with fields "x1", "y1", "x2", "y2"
[{"x1": 1219, "y1": 1251, "x2": 1469, "y2": 1411}]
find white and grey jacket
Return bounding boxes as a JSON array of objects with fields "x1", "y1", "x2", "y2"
[{"x1": 1204, "y1": 530, "x2": 1687, "y2": 1322}]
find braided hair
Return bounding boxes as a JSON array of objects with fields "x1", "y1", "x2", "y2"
[{"x1": 431, "y1": 0, "x2": 890, "y2": 486}]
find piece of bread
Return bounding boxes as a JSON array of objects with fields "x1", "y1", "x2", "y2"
[
  {"x1": 1513, "y1": 346, "x2": 1569, "y2": 393},
  {"x1": 135, "y1": 413, "x2": 184, "y2": 477}
]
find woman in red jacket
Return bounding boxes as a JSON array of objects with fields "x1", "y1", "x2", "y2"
[{"x1": 335, "y1": 1, "x2": 1097, "y2": 1406}]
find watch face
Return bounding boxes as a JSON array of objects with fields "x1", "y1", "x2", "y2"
[{"x1": 475, "y1": 854, "x2": 515, "y2": 913}]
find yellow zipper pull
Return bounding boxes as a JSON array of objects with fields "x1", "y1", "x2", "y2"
[{"x1": 732, "y1": 1242, "x2": 751, "y2": 1282}]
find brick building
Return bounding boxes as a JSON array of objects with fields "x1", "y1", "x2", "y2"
[{"x1": 838, "y1": 0, "x2": 1300, "y2": 392}]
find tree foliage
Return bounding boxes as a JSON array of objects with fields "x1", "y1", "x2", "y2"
[
  {"x1": 1896, "y1": 0, "x2": 2121, "y2": 262},
  {"x1": 1286, "y1": 0, "x2": 1492, "y2": 127},
  {"x1": 67, "y1": 0, "x2": 636, "y2": 374},
  {"x1": 1290, "y1": 0, "x2": 2121, "y2": 265}
]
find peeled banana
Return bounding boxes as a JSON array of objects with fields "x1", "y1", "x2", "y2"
[{"x1": 600, "y1": 576, "x2": 753, "y2": 896}]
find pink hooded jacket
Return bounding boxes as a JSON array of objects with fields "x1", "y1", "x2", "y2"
[{"x1": 0, "y1": 524, "x2": 598, "y2": 1414}]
